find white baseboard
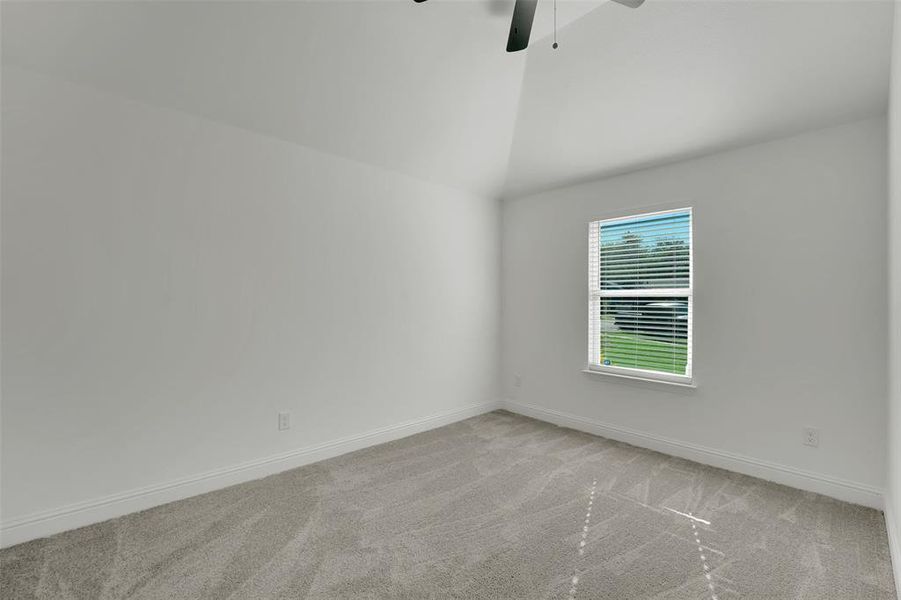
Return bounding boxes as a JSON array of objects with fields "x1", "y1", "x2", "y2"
[
  {"x1": 0, "y1": 400, "x2": 501, "y2": 549},
  {"x1": 501, "y1": 399, "x2": 884, "y2": 509},
  {"x1": 885, "y1": 498, "x2": 901, "y2": 597}
]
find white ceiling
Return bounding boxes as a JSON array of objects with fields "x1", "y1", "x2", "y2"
[
  {"x1": 506, "y1": 0, "x2": 895, "y2": 196},
  {"x1": 1, "y1": 0, "x2": 894, "y2": 199}
]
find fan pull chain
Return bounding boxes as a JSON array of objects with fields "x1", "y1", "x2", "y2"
[{"x1": 553, "y1": 0, "x2": 558, "y2": 49}]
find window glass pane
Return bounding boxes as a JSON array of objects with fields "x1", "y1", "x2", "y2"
[
  {"x1": 598, "y1": 296, "x2": 689, "y2": 376},
  {"x1": 599, "y1": 211, "x2": 690, "y2": 290}
]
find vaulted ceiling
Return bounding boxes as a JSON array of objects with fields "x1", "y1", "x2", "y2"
[
  {"x1": 2, "y1": 0, "x2": 894, "y2": 199},
  {"x1": 506, "y1": 0, "x2": 894, "y2": 196}
]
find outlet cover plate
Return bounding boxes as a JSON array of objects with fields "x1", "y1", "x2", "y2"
[
  {"x1": 278, "y1": 412, "x2": 291, "y2": 431},
  {"x1": 803, "y1": 427, "x2": 819, "y2": 447}
]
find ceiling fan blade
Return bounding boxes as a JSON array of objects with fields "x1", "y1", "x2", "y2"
[
  {"x1": 506, "y1": 0, "x2": 538, "y2": 52},
  {"x1": 610, "y1": 0, "x2": 645, "y2": 7}
]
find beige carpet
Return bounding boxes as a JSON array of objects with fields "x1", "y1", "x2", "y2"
[{"x1": 1, "y1": 410, "x2": 896, "y2": 599}]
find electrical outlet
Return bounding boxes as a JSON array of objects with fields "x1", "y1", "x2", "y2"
[
  {"x1": 514, "y1": 374, "x2": 522, "y2": 388},
  {"x1": 278, "y1": 411, "x2": 291, "y2": 431},
  {"x1": 803, "y1": 427, "x2": 819, "y2": 447}
]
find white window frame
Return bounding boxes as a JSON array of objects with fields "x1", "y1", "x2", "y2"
[{"x1": 587, "y1": 207, "x2": 693, "y2": 385}]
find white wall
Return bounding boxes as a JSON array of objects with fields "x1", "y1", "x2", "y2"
[
  {"x1": 886, "y1": 0, "x2": 901, "y2": 589},
  {"x1": 502, "y1": 118, "x2": 888, "y2": 502},
  {"x1": 0, "y1": 67, "x2": 500, "y2": 532}
]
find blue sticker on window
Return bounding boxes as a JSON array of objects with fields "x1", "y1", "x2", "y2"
[{"x1": 603, "y1": 359, "x2": 611, "y2": 366}]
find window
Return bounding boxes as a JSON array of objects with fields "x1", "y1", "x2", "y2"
[{"x1": 588, "y1": 208, "x2": 692, "y2": 384}]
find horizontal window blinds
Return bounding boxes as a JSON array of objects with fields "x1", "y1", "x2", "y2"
[{"x1": 588, "y1": 209, "x2": 692, "y2": 382}]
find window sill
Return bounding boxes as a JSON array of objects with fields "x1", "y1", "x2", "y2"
[{"x1": 581, "y1": 368, "x2": 696, "y2": 388}]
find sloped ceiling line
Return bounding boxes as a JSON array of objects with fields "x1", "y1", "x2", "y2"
[{"x1": 1, "y1": 0, "x2": 893, "y2": 200}]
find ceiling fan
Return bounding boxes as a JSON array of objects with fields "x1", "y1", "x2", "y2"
[{"x1": 413, "y1": 0, "x2": 645, "y2": 53}]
